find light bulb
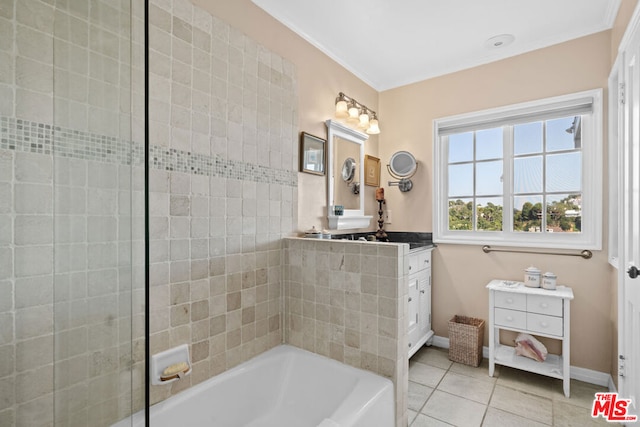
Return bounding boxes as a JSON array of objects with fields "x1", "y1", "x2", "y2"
[
  {"x1": 366, "y1": 118, "x2": 380, "y2": 134},
  {"x1": 359, "y1": 109, "x2": 370, "y2": 128},
  {"x1": 347, "y1": 101, "x2": 359, "y2": 123},
  {"x1": 335, "y1": 96, "x2": 348, "y2": 118}
]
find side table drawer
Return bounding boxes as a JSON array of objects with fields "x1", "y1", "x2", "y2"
[
  {"x1": 527, "y1": 295, "x2": 562, "y2": 316},
  {"x1": 494, "y1": 291, "x2": 527, "y2": 311},
  {"x1": 527, "y1": 313, "x2": 563, "y2": 337},
  {"x1": 495, "y1": 308, "x2": 526, "y2": 330}
]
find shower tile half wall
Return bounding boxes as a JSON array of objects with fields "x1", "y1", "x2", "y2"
[
  {"x1": 283, "y1": 238, "x2": 410, "y2": 427},
  {"x1": 146, "y1": 0, "x2": 298, "y2": 405}
]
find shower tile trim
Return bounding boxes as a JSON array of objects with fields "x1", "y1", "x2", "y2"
[{"x1": 0, "y1": 116, "x2": 298, "y2": 187}]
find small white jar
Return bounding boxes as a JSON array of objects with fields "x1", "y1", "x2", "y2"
[
  {"x1": 524, "y1": 266, "x2": 541, "y2": 288},
  {"x1": 542, "y1": 272, "x2": 557, "y2": 290}
]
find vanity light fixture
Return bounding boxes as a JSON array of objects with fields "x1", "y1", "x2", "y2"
[{"x1": 334, "y1": 92, "x2": 381, "y2": 134}]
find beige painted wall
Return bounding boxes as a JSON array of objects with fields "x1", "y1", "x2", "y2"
[
  {"x1": 192, "y1": 0, "x2": 639, "y2": 374},
  {"x1": 379, "y1": 31, "x2": 614, "y2": 372},
  {"x1": 612, "y1": 0, "x2": 640, "y2": 65},
  {"x1": 192, "y1": 0, "x2": 380, "y2": 234}
]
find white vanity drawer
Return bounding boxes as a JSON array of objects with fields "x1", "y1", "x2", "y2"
[
  {"x1": 527, "y1": 313, "x2": 563, "y2": 337},
  {"x1": 494, "y1": 291, "x2": 527, "y2": 311},
  {"x1": 494, "y1": 308, "x2": 527, "y2": 330},
  {"x1": 408, "y1": 250, "x2": 431, "y2": 273},
  {"x1": 408, "y1": 254, "x2": 419, "y2": 273},
  {"x1": 418, "y1": 251, "x2": 431, "y2": 270},
  {"x1": 527, "y1": 295, "x2": 562, "y2": 316}
]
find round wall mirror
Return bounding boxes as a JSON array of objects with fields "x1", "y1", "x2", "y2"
[
  {"x1": 389, "y1": 151, "x2": 417, "y2": 178},
  {"x1": 341, "y1": 157, "x2": 356, "y2": 183}
]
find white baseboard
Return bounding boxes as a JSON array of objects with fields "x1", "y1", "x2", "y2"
[
  {"x1": 571, "y1": 366, "x2": 611, "y2": 388},
  {"x1": 430, "y1": 335, "x2": 613, "y2": 389},
  {"x1": 430, "y1": 335, "x2": 451, "y2": 350}
]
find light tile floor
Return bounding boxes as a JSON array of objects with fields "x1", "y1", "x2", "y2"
[{"x1": 408, "y1": 345, "x2": 611, "y2": 426}]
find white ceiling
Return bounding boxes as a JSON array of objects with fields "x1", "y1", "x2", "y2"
[{"x1": 251, "y1": 0, "x2": 621, "y2": 91}]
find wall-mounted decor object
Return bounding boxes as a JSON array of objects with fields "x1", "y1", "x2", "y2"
[
  {"x1": 300, "y1": 132, "x2": 326, "y2": 175},
  {"x1": 341, "y1": 157, "x2": 360, "y2": 194},
  {"x1": 365, "y1": 155, "x2": 380, "y2": 187},
  {"x1": 388, "y1": 150, "x2": 418, "y2": 192}
]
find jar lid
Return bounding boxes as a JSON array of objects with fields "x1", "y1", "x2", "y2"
[
  {"x1": 524, "y1": 266, "x2": 541, "y2": 273},
  {"x1": 543, "y1": 272, "x2": 557, "y2": 277}
]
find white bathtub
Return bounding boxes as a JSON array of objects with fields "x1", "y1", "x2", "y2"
[{"x1": 116, "y1": 345, "x2": 394, "y2": 427}]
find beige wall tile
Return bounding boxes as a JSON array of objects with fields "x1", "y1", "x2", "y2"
[
  {"x1": 16, "y1": 57, "x2": 53, "y2": 94},
  {"x1": 283, "y1": 238, "x2": 407, "y2": 425},
  {"x1": 0, "y1": 281, "x2": 11, "y2": 312},
  {"x1": 16, "y1": 0, "x2": 54, "y2": 33},
  {"x1": 15, "y1": 394, "x2": 53, "y2": 426},
  {"x1": 16, "y1": 365, "x2": 53, "y2": 404}
]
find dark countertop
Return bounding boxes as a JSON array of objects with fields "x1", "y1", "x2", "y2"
[{"x1": 332, "y1": 231, "x2": 435, "y2": 249}]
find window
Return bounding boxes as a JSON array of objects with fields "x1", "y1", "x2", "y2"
[{"x1": 433, "y1": 90, "x2": 602, "y2": 250}]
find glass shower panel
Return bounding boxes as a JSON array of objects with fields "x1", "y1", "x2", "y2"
[
  {"x1": 52, "y1": 0, "x2": 146, "y2": 425},
  {"x1": 0, "y1": 0, "x2": 144, "y2": 426},
  {"x1": 52, "y1": 0, "x2": 146, "y2": 424}
]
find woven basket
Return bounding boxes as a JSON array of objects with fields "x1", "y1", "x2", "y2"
[{"x1": 448, "y1": 315, "x2": 485, "y2": 367}]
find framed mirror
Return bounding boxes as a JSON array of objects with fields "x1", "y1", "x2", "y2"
[{"x1": 326, "y1": 119, "x2": 372, "y2": 229}]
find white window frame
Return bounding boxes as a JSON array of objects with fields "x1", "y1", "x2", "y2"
[{"x1": 433, "y1": 89, "x2": 603, "y2": 250}]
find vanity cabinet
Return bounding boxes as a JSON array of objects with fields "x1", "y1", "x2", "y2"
[
  {"x1": 486, "y1": 279, "x2": 574, "y2": 397},
  {"x1": 408, "y1": 247, "x2": 434, "y2": 358}
]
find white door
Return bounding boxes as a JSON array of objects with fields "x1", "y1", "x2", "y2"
[{"x1": 620, "y1": 20, "x2": 640, "y2": 417}]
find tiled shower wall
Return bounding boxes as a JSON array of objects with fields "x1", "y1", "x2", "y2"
[
  {"x1": 0, "y1": 122, "x2": 147, "y2": 427},
  {"x1": 146, "y1": 0, "x2": 298, "y2": 405},
  {"x1": 0, "y1": 0, "x2": 147, "y2": 425},
  {"x1": 1, "y1": 0, "x2": 297, "y2": 426},
  {"x1": 283, "y1": 238, "x2": 410, "y2": 427}
]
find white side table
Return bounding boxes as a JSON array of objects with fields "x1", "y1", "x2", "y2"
[{"x1": 487, "y1": 279, "x2": 574, "y2": 397}]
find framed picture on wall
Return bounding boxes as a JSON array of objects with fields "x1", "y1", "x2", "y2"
[
  {"x1": 365, "y1": 155, "x2": 380, "y2": 186},
  {"x1": 300, "y1": 132, "x2": 326, "y2": 175}
]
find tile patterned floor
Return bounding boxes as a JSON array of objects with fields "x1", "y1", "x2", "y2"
[{"x1": 408, "y1": 346, "x2": 611, "y2": 426}]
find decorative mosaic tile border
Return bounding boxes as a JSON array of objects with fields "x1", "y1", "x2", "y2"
[{"x1": 0, "y1": 116, "x2": 297, "y2": 187}]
